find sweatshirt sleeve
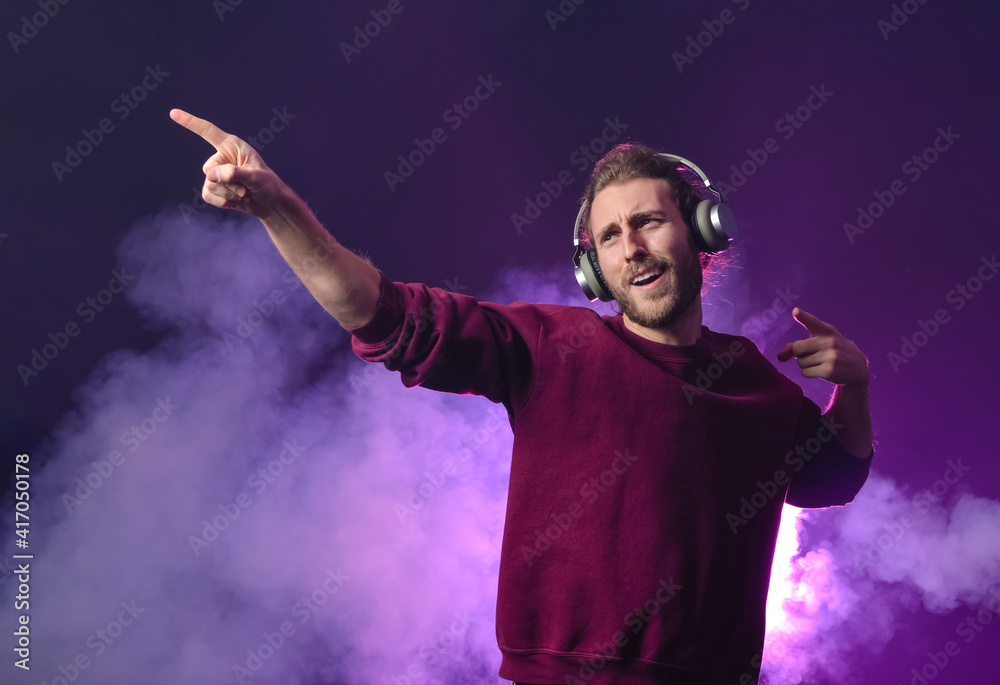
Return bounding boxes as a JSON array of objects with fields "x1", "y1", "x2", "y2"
[
  {"x1": 347, "y1": 271, "x2": 536, "y2": 412},
  {"x1": 784, "y1": 397, "x2": 873, "y2": 508}
]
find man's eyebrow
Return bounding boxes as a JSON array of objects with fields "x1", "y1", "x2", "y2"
[
  {"x1": 629, "y1": 210, "x2": 663, "y2": 225},
  {"x1": 595, "y1": 210, "x2": 667, "y2": 241},
  {"x1": 595, "y1": 220, "x2": 616, "y2": 241}
]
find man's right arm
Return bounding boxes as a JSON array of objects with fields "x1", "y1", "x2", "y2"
[
  {"x1": 170, "y1": 108, "x2": 380, "y2": 330},
  {"x1": 253, "y1": 183, "x2": 381, "y2": 329}
]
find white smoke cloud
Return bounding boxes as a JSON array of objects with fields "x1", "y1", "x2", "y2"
[{"x1": 761, "y1": 471, "x2": 1000, "y2": 685}]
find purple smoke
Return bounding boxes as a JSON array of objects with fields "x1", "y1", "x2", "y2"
[{"x1": 1, "y1": 210, "x2": 997, "y2": 685}]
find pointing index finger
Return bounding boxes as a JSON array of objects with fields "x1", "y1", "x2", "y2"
[
  {"x1": 169, "y1": 108, "x2": 231, "y2": 149},
  {"x1": 793, "y1": 307, "x2": 836, "y2": 337}
]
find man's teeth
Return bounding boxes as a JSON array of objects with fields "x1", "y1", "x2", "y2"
[{"x1": 632, "y1": 271, "x2": 663, "y2": 286}]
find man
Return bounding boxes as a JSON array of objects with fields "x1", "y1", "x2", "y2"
[{"x1": 171, "y1": 109, "x2": 873, "y2": 685}]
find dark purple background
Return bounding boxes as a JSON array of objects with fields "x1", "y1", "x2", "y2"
[{"x1": 1, "y1": 1, "x2": 998, "y2": 684}]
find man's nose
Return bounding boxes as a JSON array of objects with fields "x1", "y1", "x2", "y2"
[{"x1": 621, "y1": 228, "x2": 647, "y2": 261}]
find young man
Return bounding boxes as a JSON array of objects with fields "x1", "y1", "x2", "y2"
[{"x1": 171, "y1": 110, "x2": 873, "y2": 685}]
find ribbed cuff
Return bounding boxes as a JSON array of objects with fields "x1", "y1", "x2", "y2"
[{"x1": 347, "y1": 270, "x2": 405, "y2": 347}]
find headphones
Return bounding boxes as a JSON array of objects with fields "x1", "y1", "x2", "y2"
[{"x1": 572, "y1": 153, "x2": 738, "y2": 302}]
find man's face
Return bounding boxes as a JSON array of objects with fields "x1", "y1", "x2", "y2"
[{"x1": 589, "y1": 177, "x2": 702, "y2": 332}]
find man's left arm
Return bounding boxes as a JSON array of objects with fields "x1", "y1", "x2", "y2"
[{"x1": 777, "y1": 307, "x2": 873, "y2": 459}]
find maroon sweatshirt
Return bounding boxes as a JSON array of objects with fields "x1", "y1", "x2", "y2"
[{"x1": 349, "y1": 273, "x2": 872, "y2": 685}]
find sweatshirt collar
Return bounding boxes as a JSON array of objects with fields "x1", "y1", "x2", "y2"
[{"x1": 605, "y1": 314, "x2": 713, "y2": 362}]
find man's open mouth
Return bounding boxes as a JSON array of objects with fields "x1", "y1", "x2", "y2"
[{"x1": 630, "y1": 268, "x2": 665, "y2": 288}]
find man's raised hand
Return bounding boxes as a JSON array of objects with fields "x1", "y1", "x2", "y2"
[
  {"x1": 777, "y1": 308, "x2": 870, "y2": 387},
  {"x1": 169, "y1": 108, "x2": 285, "y2": 219}
]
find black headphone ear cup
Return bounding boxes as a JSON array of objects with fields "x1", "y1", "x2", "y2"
[
  {"x1": 575, "y1": 248, "x2": 613, "y2": 302},
  {"x1": 691, "y1": 199, "x2": 738, "y2": 253},
  {"x1": 687, "y1": 202, "x2": 711, "y2": 252},
  {"x1": 586, "y1": 249, "x2": 613, "y2": 302}
]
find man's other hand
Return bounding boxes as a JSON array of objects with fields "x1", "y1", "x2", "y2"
[{"x1": 777, "y1": 308, "x2": 869, "y2": 387}]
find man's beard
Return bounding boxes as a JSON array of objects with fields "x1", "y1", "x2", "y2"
[{"x1": 609, "y1": 247, "x2": 702, "y2": 331}]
